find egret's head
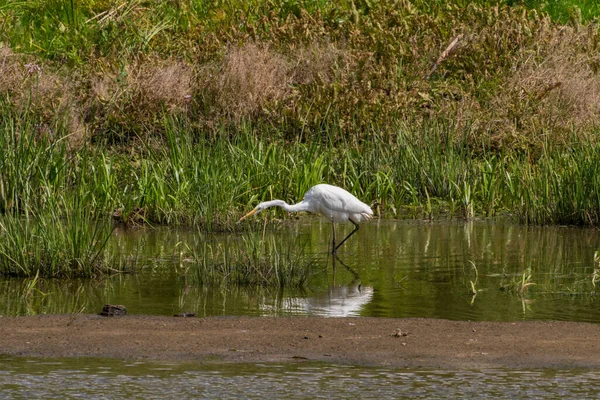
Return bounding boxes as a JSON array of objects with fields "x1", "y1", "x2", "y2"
[
  {"x1": 238, "y1": 200, "x2": 285, "y2": 222},
  {"x1": 238, "y1": 204, "x2": 264, "y2": 222}
]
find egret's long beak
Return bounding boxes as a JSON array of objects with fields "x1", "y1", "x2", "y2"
[{"x1": 238, "y1": 209, "x2": 257, "y2": 222}]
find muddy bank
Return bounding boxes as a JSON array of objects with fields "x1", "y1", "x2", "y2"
[{"x1": 1, "y1": 315, "x2": 599, "y2": 368}]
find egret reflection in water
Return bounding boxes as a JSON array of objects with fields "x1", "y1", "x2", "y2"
[
  {"x1": 279, "y1": 284, "x2": 374, "y2": 317},
  {"x1": 270, "y1": 255, "x2": 373, "y2": 317}
]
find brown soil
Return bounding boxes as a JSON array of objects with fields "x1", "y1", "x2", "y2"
[{"x1": 1, "y1": 315, "x2": 599, "y2": 368}]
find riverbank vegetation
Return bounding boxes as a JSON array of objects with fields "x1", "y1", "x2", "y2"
[{"x1": 1, "y1": 1, "x2": 600, "y2": 277}]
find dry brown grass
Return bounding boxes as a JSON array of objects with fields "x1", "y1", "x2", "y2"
[
  {"x1": 0, "y1": 45, "x2": 85, "y2": 145},
  {"x1": 90, "y1": 46, "x2": 296, "y2": 133},
  {"x1": 429, "y1": 20, "x2": 600, "y2": 151},
  {"x1": 90, "y1": 73, "x2": 116, "y2": 104},
  {"x1": 201, "y1": 42, "x2": 292, "y2": 120},
  {"x1": 85, "y1": 57, "x2": 196, "y2": 142},
  {"x1": 484, "y1": 25, "x2": 600, "y2": 147},
  {"x1": 126, "y1": 58, "x2": 195, "y2": 111},
  {"x1": 196, "y1": 41, "x2": 353, "y2": 126},
  {"x1": 91, "y1": 58, "x2": 195, "y2": 109},
  {"x1": 522, "y1": 29, "x2": 600, "y2": 123},
  {"x1": 0, "y1": 45, "x2": 23, "y2": 94},
  {"x1": 0, "y1": 45, "x2": 56, "y2": 106}
]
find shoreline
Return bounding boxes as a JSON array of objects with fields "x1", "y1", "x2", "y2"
[{"x1": 2, "y1": 315, "x2": 600, "y2": 369}]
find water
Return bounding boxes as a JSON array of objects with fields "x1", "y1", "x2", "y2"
[
  {"x1": 2, "y1": 219, "x2": 600, "y2": 396},
  {"x1": 2, "y1": 219, "x2": 600, "y2": 322},
  {"x1": 1, "y1": 356, "x2": 600, "y2": 399}
]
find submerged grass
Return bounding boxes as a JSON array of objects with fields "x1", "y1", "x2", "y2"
[{"x1": 181, "y1": 235, "x2": 316, "y2": 288}]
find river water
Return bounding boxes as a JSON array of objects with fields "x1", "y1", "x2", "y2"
[
  {"x1": 2, "y1": 219, "x2": 599, "y2": 321},
  {"x1": 2, "y1": 356, "x2": 600, "y2": 399},
  {"x1": 2, "y1": 219, "x2": 600, "y2": 398}
]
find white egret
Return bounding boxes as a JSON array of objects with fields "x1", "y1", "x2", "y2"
[{"x1": 239, "y1": 184, "x2": 373, "y2": 254}]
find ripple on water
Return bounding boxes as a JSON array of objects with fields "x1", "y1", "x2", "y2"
[{"x1": 1, "y1": 356, "x2": 600, "y2": 399}]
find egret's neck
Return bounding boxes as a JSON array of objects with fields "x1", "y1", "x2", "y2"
[
  {"x1": 259, "y1": 200, "x2": 310, "y2": 213},
  {"x1": 283, "y1": 200, "x2": 310, "y2": 213}
]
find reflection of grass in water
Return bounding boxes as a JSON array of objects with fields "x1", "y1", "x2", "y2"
[
  {"x1": 470, "y1": 256, "x2": 600, "y2": 300},
  {"x1": 593, "y1": 251, "x2": 600, "y2": 288},
  {"x1": 496, "y1": 258, "x2": 600, "y2": 298},
  {"x1": 547, "y1": 253, "x2": 600, "y2": 296},
  {"x1": 0, "y1": 278, "x2": 104, "y2": 316},
  {"x1": 181, "y1": 235, "x2": 317, "y2": 288}
]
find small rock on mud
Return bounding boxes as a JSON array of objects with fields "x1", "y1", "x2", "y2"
[{"x1": 99, "y1": 304, "x2": 127, "y2": 317}]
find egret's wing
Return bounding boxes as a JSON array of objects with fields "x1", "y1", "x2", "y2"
[{"x1": 306, "y1": 184, "x2": 372, "y2": 215}]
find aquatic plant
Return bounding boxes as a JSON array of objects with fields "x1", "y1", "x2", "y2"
[
  {"x1": 500, "y1": 268, "x2": 536, "y2": 296},
  {"x1": 181, "y1": 235, "x2": 317, "y2": 288},
  {"x1": 467, "y1": 261, "x2": 480, "y2": 297},
  {"x1": 593, "y1": 251, "x2": 600, "y2": 288}
]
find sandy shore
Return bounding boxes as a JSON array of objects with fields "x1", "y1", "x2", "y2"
[{"x1": 1, "y1": 315, "x2": 599, "y2": 368}]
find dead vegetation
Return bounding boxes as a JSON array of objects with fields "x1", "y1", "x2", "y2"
[
  {"x1": 445, "y1": 21, "x2": 600, "y2": 151},
  {"x1": 126, "y1": 58, "x2": 195, "y2": 112},
  {"x1": 196, "y1": 41, "x2": 351, "y2": 123},
  {"x1": 0, "y1": 45, "x2": 84, "y2": 145},
  {"x1": 202, "y1": 43, "x2": 292, "y2": 120},
  {"x1": 498, "y1": 24, "x2": 600, "y2": 141}
]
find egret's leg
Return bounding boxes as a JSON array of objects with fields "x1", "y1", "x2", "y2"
[
  {"x1": 334, "y1": 219, "x2": 360, "y2": 253},
  {"x1": 331, "y1": 220, "x2": 337, "y2": 254}
]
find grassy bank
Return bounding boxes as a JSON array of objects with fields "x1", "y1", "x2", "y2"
[
  {"x1": 2, "y1": 105, "x2": 599, "y2": 229},
  {"x1": 1, "y1": 1, "x2": 600, "y2": 278}
]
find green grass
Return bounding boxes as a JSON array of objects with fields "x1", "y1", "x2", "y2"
[
  {"x1": 515, "y1": 0, "x2": 600, "y2": 23},
  {"x1": 0, "y1": 209, "x2": 126, "y2": 278},
  {"x1": 3, "y1": 105, "x2": 600, "y2": 234},
  {"x1": 1, "y1": 1, "x2": 600, "y2": 279}
]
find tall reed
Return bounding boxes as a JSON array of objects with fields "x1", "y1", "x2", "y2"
[{"x1": 4, "y1": 107, "x2": 600, "y2": 232}]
